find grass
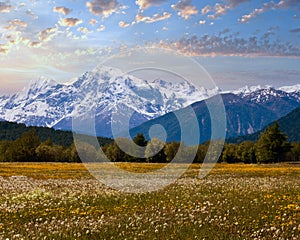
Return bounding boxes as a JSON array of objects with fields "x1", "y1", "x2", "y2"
[{"x1": 0, "y1": 163, "x2": 299, "y2": 239}]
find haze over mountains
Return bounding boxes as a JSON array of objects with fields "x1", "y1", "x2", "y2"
[{"x1": 0, "y1": 66, "x2": 299, "y2": 141}]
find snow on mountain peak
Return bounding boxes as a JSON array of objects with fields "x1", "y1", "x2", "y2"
[
  {"x1": 230, "y1": 84, "x2": 300, "y2": 96},
  {"x1": 232, "y1": 85, "x2": 273, "y2": 95},
  {"x1": 279, "y1": 84, "x2": 300, "y2": 93},
  {"x1": 0, "y1": 63, "x2": 298, "y2": 138},
  {"x1": 91, "y1": 65, "x2": 125, "y2": 80},
  {"x1": 0, "y1": 65, "x2": 221, "y2": 136},
  {"x1": 15, "y1": 76, "x2": 58, "y2": 100}
]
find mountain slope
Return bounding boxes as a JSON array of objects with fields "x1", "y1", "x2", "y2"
[
  {"x1": 130, "y1": 90, "x2": 300, "y2": 144},
  {"x1": 229, "y1": 106, "x2": 300, "y2": 143}
]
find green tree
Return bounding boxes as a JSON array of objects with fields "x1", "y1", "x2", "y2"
[
  {"x1": 195, "y1": 144, "x2": 209, "y2": 163},
  {"x1": 69, "y1": 143, "x2": 81, "y2": 162},
  {"x1": 255, "y1": 122, "x2": 291, "y2": 163},
  {"x1": 221, "y1": 143, "x2": 239, "y2": 163},
  {"x1": 130, "y1": 133, "x2": 147, "y2": 161},
  {"x1": 133, "y1": 133, "x2": 147, "y2": 147},
  {"x1": 12, "y1": 129, "x2": 40, "y2": 162},
  {"x1": 0, "y1": 140, "x2": 11, "y2": 162},
  {"x1": 145, "y1": 138, "x2": 166, "y2": 163},
  {"x1": 236, "y1": 141, "x2": 256, "y2": 164},
  {"x1": 289, "y1": 142, "x2": 300, "y2": 162},
  {"x1": 101, "y1": 141, "x2": 125, "y2": 162},
  {"x1": 75, "y1": 142, "x2": 99, "y2": 162},
  {"x1": 164, "y1": 142, "x2": 180, "y2": 162},
  {"x1": 36, "y1": 141, "x2": 69, "y2": 162}
]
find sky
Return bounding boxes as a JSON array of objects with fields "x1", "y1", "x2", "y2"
[{"x1": 0, "y1": 0, "x2": 300, "y2": 94}]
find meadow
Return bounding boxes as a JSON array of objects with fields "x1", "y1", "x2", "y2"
[{"x1": 0, "y1": 163, "x2": 299, "y2": 239}]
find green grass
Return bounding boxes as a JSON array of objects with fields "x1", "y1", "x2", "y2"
[{"x1": 0, "y1": 163, "x2": 299, "y2": 239}]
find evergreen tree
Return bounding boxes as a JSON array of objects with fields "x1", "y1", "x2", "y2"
[
  {"x1": 12, "y1": 129, "x2": 40, "y2": 162},
  {"x1": 221, "y1": 143, "x2": 239, "y2": 163},
  {"x1": 236, "y1": 141, "x2": 256, "y2": 164},
  {"x1": 0, "y1": 140, "x2": 11, "y2": 162},
  {"x1": 255, "y1": 122, "x2": 291, "y2": 163},
  {"x1": 289, "y1": 142, "x2": 300, "y2": 162}
]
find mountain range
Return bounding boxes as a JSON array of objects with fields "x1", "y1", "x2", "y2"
[
  {"x1": 0, "y1": 66, "x2": 299, "y2": 141},
  {"x1": 130, "y1": 89, "x2": 300, "y2": 143},
  {"x1": 0, "y1": 65, "x2": 218, "y2": 137}
]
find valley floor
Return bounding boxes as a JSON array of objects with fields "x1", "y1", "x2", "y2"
[{"x1": 0, "y1": 163, "x2": 299, "y2": 239}]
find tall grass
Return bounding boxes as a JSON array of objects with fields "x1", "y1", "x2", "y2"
[{"x1": 0, "y1": 163, "x2": 299, "y2": 239}]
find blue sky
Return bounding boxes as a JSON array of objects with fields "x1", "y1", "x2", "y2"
[{"x1": 0, "y1": 0, "x2": 299, "y2": 93}]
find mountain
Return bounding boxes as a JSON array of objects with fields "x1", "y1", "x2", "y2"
[
  {"x1": 229, "y1": 106, "x2": 300, "y2": 143},
  {"x1": 233, "y1": 85, "x2": 300, "y2": 117},
  {"x1": 130, "y1": 87, "x2": 300, "y2": 144},
  {"x1": 0, "y1": 65, "x2": 218, "y2": 138},
  {"x1": 0, "y1": 66, "x2": 299, "y2": 141}
]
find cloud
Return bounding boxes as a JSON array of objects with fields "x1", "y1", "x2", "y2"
[
  {"x1": 86, "y1": 0, "x2": 121, "y2": 18},
  {"x1": 38, "y1": 27, "x2": 58, "y2": 42},
  {"x1": 152, "y1": 32, "x2": 300, "y2": 57},
  {"x1": 97, "y1": 25, "x2": 105, "y2": 31},
  {"x1": 277, "y1": 0, "x2": 300, "y2": 8},
  {"x1": 7, "y1": 19, "x2": 27, "y2": 28},
  {"x1": 171, "y1": 0, "x2": 198, "y2": 20},
  {"x1": 135, "y1": 0, "x2": 168, "y2": 9},
  {"x1": 26, "y1": 9, "x2": 38, "y2": 19},
  {"x1": 0, "y1": 44, "x2": 8, "y2": 54},
  {"x1": 59, "y1": 18, "x2": 83, "y2": 27},
  {"x1": 77, "y1": 27, "x2": 92, "y2": 34},
  {"x1": 29, "y1": 41, "x2": 41, "y2": 48},
  {"x1": 240, "y1": 2, "x2": 276, "y2": 23},
  {"x1": 207, "y1": 3, "x2": 229, "y2": 19},
  {"x1": 240, "y1": 0, "x2": 300, "y2": 23},
  {"x1": 135, "y1": 12, "x2": 171, "y2": 23},
  {"x1": 53, "y1": 6, "x2": 72, "y2": 15},
  {"x1": 202, "y1": 0, "x2": 249, "y2": 19},
  {"x1": 119, "y1": 21, "x2": 130, "y2": 28},
  {"x1": 201, "y1": 5, "x2": 213, "y2": 15},
  {"x1": 89, "y1": 19, "x2": 98, "y2": 26},
  {"x1": 290, "y1": 28, "x2": 300, "y2": 33},
  {"x1": 0, "y1": 2, "x2": 12, "y2": 13},
  {"x1": 226, "y1": 0, "x2": 250, "y2": 8}
]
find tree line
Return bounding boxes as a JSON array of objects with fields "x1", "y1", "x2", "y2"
[{"x1": 0, "y1": 122, "x2": 299, "y2": 163}]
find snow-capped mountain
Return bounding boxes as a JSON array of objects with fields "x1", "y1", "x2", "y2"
[
  {"x1": 279, "y1": 84, "x2": 300, "y2": 102},
  {"x1": 131, "y1": 85, "x2": 300, "y2": 143},
  {"x1": 232, "y1": 84, "x2": 300, "y2": 99},
  {"x1": 232, "y1": 85, "x2": 300, "y2": 117},
  {"x1": 0, "y1": 65, "x2": 299, "y2": 139},
  {"x1": 0, "y1": 65, "x2": 218, "y2": 137},
  {"x1": 279, "y1": 84, "x2": 300, "y2": 93}
]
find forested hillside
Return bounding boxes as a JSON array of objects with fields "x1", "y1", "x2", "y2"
[{"x1": 0, "y1": 121, "x2": 112, "y2": 147}]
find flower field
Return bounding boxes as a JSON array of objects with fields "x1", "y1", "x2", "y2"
[{"x1": 0, "y1": 163, "x2": 299, "y2": 239}]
